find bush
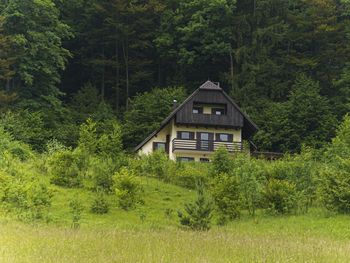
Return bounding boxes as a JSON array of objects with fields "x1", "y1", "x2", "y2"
[
  {"x1": 139, "y1": 150, "x2": 171, "y2": 180},
  {"x1": 114, "y1": 167, "x2": 144, "y2": 210},
  {"x1": 178, "y1": 182, "x2": 213, "y2": 231},
  {"x1": 319, "y1": 158, "x2": 350, "y2": 213},
  {"x1": 48, "y1": 150, "x2": 82, "y2": 188},
  {"x1": 90, "y1": 192, "x2": 109, "y2": 214},
  {"x1": 264, "y1": 179, "x2": 297, "y2": 214},
  {"x1": 0, "y1": 126, "x2": 33, "y2": 161},
  {"x1": 210, "y1": 173, "x2": 241, "y2": 220},
  {"x1": 171, "y1": 162, "x2": 208, "y2": 189},
  {"x1": 0, "y1": 170, "x2": 53, "y2": 221},
  {"x1": 210, "y1": 146, "x2": 232, "y2": 176},
  {"x1": 233, "y1": 155, "x2": 266, "y2": 216},
  {"x1": 87, "y1": 158, "x2": 116, "y2": 193}
]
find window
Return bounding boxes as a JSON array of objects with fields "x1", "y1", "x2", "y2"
[
  {"x1": 193, "y1": 106, "x2": 203, "y2": 114},
  {"x1": 178, "y1": 157, "x2": 195, "y2": 162},
  {"x1": 177, "y1": 131, "x2": 194, "y2": 140},
  {"x1": 200, "y1": 158, "x2": 210, "y2": 163},
  {"x1": 212, "y1": 108, "x2": 225, "y2": 115},
  {"x1": 216, "y1": 133, "x2": 233, "y2": 142},
  {"x1": 200, "y1": 133, "x2": 209, "y2": 141},
  {"x1": 153, "y1": 142, "x2": 166, "y2": 151}
]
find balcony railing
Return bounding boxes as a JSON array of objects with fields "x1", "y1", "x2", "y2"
[{"x1": 172, "y1": 139, "x2": 243, "y2": 153}]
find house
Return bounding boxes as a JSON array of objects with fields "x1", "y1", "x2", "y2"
[{"x1": 135, "y1": 81, "x2": 258, "y2": 162}]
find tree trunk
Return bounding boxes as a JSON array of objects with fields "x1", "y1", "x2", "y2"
[
  {"x1": 101, "y1": 47, "x2": 105, "y2": 101},
  {"x1": 122, "y1": 40, "x2": 129, "y2": 110},
  {"x1": 229, "y1": 49, "x2": 235, "y2": 95},
  {"x1": 115, "y1": 37, "x2": 120, "y2": 111}
]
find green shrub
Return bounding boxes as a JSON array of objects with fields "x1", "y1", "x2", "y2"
[
  {"x1": 172, "y1": 162, "x2": 208, "y2": 189},
  {"x1": 178, "y1": 182, "x2": 213, "y2": 231},
  {"x1": 48, "y1": 150, "x2": 82, "y2": 188},
  {"x1": 210, "y1": 146, "x2": 232, "y2": 176},
  {"x1": 264, "y1": 179, "x2": 297, "y2": 214},
  {"x1": 87, "y1": 158, "x2": 116, "y2": 193},
  {"x1": 140, "y1": 150, "x2": 171, "y2": 180},
  {"x1": 210, "y1": 173, "x2": 241, "y2": 220},
  {"x1": 114, "y1": 167, "x2": 144, "y2": 210},
  {"x1": 0, "y1": 170, "x2": 53, "y2": 221},
  {"x1": 0, "y1": 126, "x2": 33, "y2": 161},
  {"x1": 90, "y1": 192, "x2": 109, "y2": 214},
  {"x1": 319, "y1": 158, "x2": 350, "y2": 213}
]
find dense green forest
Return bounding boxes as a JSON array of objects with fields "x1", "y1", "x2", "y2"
[{"x1": 0, "y1": 0, "x2": 349, "y2": 153}]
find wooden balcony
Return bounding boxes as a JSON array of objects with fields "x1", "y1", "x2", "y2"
[{"x1": 172, "y1": 139, "x2": 243, "y2": 153}]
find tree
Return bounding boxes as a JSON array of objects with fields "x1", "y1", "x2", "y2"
[
  {"x1": 123, "y1": 87, "x2": 187, "y2": 148},
  {"x1": 1, "y1": 0, "x2": 72, "y2": 98},
  {"x1": 178, "y1": 182, "x2": 213, "y2": 231},
  {"x1": 255, "y1": 75, "x2": 337, "y2": 153}
]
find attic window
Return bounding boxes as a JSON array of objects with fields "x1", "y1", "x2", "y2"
[
  {"x1": 212, "y1": 107, "x2": 226, "y2": 115},
  {"x1": 193, "y1": 106, "x2": 203, "y2": 114}
]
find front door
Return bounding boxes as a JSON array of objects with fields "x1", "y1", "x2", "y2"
[{"x1": 197, "y1": 132, "x2": 214, "y2": 151}]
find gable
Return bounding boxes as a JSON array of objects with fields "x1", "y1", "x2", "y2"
[{"x1": 175, "y1": 89, "x2": 244, "y2": 128}]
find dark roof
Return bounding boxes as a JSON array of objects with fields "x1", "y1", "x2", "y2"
[
  {"x1": 134, "y1": 81, "x2": 258, "y2": 152},
  {"x1": 199, "y1": 80, "x2": 222, "y2": 90}
]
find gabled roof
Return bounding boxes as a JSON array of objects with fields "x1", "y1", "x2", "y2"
[{"x1": 134, "y1": 81, "x2": 258, "y2": 152}]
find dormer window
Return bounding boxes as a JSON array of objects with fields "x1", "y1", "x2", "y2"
[
  {"x1": 212, "y1": 107, "x2": 226, "y2": 115},
  {"x1": 192, "y1": 106, "x2": 203, "y2": 114}
]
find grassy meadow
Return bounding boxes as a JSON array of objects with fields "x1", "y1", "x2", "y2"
[
  {"x1": 1, "y1": 212, "x2": 350, "y2": 262},
  {"x1": 1, "y1": 174, "x2": 350, "y2": 263}
]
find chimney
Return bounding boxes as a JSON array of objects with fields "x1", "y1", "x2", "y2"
[{"x1": 172, "y1": 99, "x2": 178, "y2": 110}]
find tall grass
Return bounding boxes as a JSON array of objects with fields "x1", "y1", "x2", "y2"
[{"x1": 1, "y1": 214, "x2": 350, "y2": 263}]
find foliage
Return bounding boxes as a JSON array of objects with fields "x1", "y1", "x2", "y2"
[
  {"x1": 210, "y1": 146, "x2": 232, "y2": 176},
  {"x1": 114, "y1": 167, "x2": 144, "y2": 210},
  {"x1": 210, "y1": 173, "x2": 241, "y2": 220},
  {"x1": 47, "y1": 150, "x2": 82, "y2": 188},
  {"x1": 69, "y1": 196, "x2": 84, "y2": 228},
  {"x1": 123, "y1": 87, "x2": 187, "y2": 148},
  {"x1": 0, "y1": 170, "x2": 52, "y2": 222},
  {"x1": 178, "y1": 182, "x2": 213, "y2": 231},
  {"x1": 90, "y1": 192, "x2": 109, "y2": 214},
  {"x1": 138, "y1": 150, "x2": 171, "y2": 180},
  {"x1": 264, "y1": 179, "x2": 297, "y2": 215}
]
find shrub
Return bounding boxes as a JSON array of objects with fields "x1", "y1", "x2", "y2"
[
  {"x1": 264, "y1": 179, "x2": 297, "y2": 214},
  {"x1": 90, "y1": 192, "x2": 109, "y2": 214},
  {"x1": 171, "y1": 162, "x2": 208, "y2": 189},
  {"x1": 319, "y1": 158, "x2": 350, "y2": 213},
  {"x1": 210, "y1": 173, "x2": 241, "y2": 220},
  {"x1": 114, "y1": 167, "x2": 144, "y2": 210},
  {"x1": 233, "y1": 155, "x2": 266, "y2": 216},
  {"x1": 139, "y1": 150, "x2": 171, "y2": 180},
  {"x1": 87, "y1": 158, "x2": 116, "y2": 193},
  {"x1": 210, "y1": 146, "x2": 232, "y2": 176},
  {"x1": 97, "y1": 120, "x2": 123, "y2": 159},
  {"x1": 48, "y1": 150, "x2": 82, "y2": 188},
  {"x1": 178, "y1": 182, "x2": 213, "y2": 231},
  {"x1": 0, "y1": 170, "x2": 53, "y2": 221}
]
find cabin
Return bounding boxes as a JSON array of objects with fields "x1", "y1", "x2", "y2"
[{"x1": 135, "y1": 81, "x2": 258, "y2": 162}]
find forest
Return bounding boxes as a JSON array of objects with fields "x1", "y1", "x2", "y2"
[{"x1": 0, "y1": 0, "x2": 350, "y2": 262}]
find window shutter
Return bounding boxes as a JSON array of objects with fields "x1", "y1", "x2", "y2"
[
  {"x1": 153, "y1": 142, "x2": 157, "y2": 150},
  {"x1": 209, "y1": 133, "x2": 214, "y2": 141},
  {"x1": 228, "y1": 134, "x2": 234, "y2": 142},
  {"x1": 177, "y1": 131, "x2": 181, "y2": 139},
  {"x1": 215, "y1": 133, "x2": 220, "y2": 141}
]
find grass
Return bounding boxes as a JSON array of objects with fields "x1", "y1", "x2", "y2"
[
  {"x1": 2, "y1": 169, "x2": 350, "y2": 262},
  {"x1": 48, "y1": 177, "x2": 195, "y2": 228},
  {"x1": 1, "y1": 214, "x2": 350, "y2": 263}
]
